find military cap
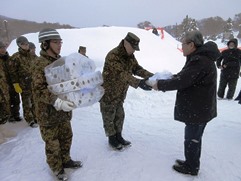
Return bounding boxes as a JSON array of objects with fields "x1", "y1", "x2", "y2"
[
  {"x1": 79, "y1": 46, "x2": 86, "y2": 51},
  {"x1": 16, "y1": 36, "x2": 29, "y2": 46},
  {"x1": 124, "y1": 32, "x2": 140, "y2": 51},
  {"x1": 29, "y1": 42, "x2": 36, "y2": 49}
]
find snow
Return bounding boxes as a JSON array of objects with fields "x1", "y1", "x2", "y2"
[{"x1": 1, "y1": 27, "x2": 241, "y2": 181}]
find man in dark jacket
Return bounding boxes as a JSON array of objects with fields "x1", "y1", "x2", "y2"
[
  {"x1": 216, "y1": 38, "x2": 241, "y2": 100},
  {"x1": 100, "y1": 32, "x2": 153, "y2": 151},
  {"x1": 150, "y1": 30, "x2": 220, "y2": 176}
]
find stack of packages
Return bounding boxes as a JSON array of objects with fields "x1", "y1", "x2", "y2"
[{"x1": 44, "y1": 53, "x2": 104, "y2": 108}]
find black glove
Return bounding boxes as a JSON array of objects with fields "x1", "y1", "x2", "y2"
[{"x1": 138, "y1": 79, "x2": 152, "y2": 91}]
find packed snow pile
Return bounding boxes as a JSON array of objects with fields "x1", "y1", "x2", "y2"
[{"x1": 44, "y1": 53, "x2": 104, "y2": 108}]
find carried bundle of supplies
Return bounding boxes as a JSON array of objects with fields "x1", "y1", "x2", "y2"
[{"x1": 44, "y1": 53, "x2": 104, "y2": 108}]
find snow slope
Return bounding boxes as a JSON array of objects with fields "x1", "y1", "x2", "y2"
[{"x1": 1, "y1": 27, "x2": 241, "y2": 181}]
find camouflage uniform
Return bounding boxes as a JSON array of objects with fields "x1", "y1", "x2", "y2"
[
  {"x1": 100, "y1": 40, "x2": 153, "y2": 136},
  {"x1": 8, "y1": 48, "x2": 36, "y2": 123},
  {"x1": 0, "y1": 51, "x2": 21, "y2": 121},
  {"x1": 31, "y1": 50, "x2": 73, "y2": 174},
  {"x1": 0, "y1": 52, "x2": 11, "y2": 124}
]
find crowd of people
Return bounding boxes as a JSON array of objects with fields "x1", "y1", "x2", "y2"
[{"x1": 0, "y1": 28, "x2": 241, "y2": 180}]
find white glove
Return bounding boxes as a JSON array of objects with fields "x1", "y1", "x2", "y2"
[
  {"x1": 54, "y1": 98, "x2": 75, "y2": 112},
  {"x1": 146, "y1": 79, "x2": 157, "y2": 87}
]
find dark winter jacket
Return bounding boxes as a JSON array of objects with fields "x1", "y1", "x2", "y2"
[
  {"x1": 216, "y1": 48, "x2": 241, "y2": 79},
  {"x1": 31, "y1": 50, "x2": 72, "y2": 126},
  {"x1": 100, "y1": 40, "x2": 153, "y2": 105},
  {"x1": 157, "y1": 41, "x2": 221, "y2": 124}
]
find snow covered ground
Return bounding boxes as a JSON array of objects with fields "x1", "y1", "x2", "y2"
[{"x1": 1, "y1": 27, "x2": 241, "y2": 181}]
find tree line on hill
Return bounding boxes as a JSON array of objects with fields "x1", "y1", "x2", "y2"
[
  {"x1": 138, "y1": 13, "x2": 241, "y2": 44},
  {"x1": 0, "y1": 15, "x2": 74, "y2": 44}
]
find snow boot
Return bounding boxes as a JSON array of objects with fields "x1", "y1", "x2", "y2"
[
  {"x1": 234, "y1": 90, "x2": 241, "y2": 101},
  {"x1": 8, "y1": 116, "x2": 23, "y2": 122},
  {"x1": 175, "y1": 159, "x2": 185, "y2": 166},
  {"x1": 108, "y1": 135, "x2": 123, "y2": 150},
  {"x1": 14, "y1": 116, "x2": 23, "y2": 122},
  {"x1": 173, "y1": 164, "x2": 198, "y2": 176},
  {"x1": 63, "y1": 159, "x2": 82, "y2": 169},
  {"x1": 29, "y1": 120, "x2": 38, "y2": 128},
  {"x1": 56, "y1": 169, "x2": 68, "y2": 181},
  {"x1": 116, "y1": 133, "x2": 131, "y2": 146}
]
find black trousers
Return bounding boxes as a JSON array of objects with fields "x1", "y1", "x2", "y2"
[
  {"x1": 217, "y1": 76, "x2": 238, "y2": 99},
  {"x1": 184, "y1": 123, "x2": 207, "y2": 171},
  {"x1": 9, "y1": 88, "x2": 21, "y2": 118}
]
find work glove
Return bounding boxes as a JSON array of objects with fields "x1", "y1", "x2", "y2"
[
  {"x1": 138, "y1": 79, "x2": 152, "y2": 91},
  {"x1": 54, "y1": 98, "x2": 75, "y2": 112},
  {"x1": 13, "y1": 83, "x2": 22, "y2": 93}
]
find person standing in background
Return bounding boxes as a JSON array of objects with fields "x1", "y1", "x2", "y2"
[
  {"x1": 78, "y1": 46, "x2": 88, "y2": 57},
  {"x1": 29, "y1": 42, "x2": 38, "y2": 57},
  {"x1": 0, "y1": 41, "x2": 17, "y2": 143},
  {"x1": 216, "y1": 38, "x2": 241, "y2": 100},
  {"x1": 8, "y1": 36, "x2": 37, "y2": 127},
  {"x1": 0, "y1": 41, "x2": 22, "y2": 123}
]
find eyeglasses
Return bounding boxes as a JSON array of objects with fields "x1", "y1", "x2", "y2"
[
  {"x1": 181, "y1": 42, "x2": 192, "y2": 46},
  {"x1": 21, "y1": 43, "x2": 29, "y2": 46},
  {"x1": 50, "y1": 40, "x2": 63, "y2": 45}
]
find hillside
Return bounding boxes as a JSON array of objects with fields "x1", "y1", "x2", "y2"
[{"x1": 0, "y1": 15, "x2": 75, "y2": 44}]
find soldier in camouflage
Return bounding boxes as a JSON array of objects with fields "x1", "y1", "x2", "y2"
[
  {"x1": 78, "y1": 46, "x2": 88, "y2": 57},
  {"x1": 0, "y1": 41, "x2": 22, "y2": 123},
  {"x1": 100, "y1": 32, "x2": 153, "y2": 151},
  {"x1": 29, "y1": 42, "x2": 38, "y2": 58},
  {"x1": 0, "y1": 41, "x2": 11, "y2": 125},
  {"x1": 0, "y1": 41, "x2": 17, "y2": 144},
  {"x1": 31, "y1": 28, "x2": 82, "y2": 181},
  {"x1": 8, "y1": 36, "x2": 37, "y2": 127}
]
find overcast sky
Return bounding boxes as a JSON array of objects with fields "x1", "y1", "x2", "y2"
[{"x1": 1, "y1": 0, "x2": 241, "y2": 28}]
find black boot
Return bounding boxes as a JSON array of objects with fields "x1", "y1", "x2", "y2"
[
  {"x1": 173, "y1": 164, "x2": 198, "y2": 176},
  {"x1": 108, "y1": 135, "x2": 123, "y2": 150},
  {"x1": 14, "y1": 116, "x2": 23, "y2": 122},
  {"x1": 56, "y1": 169, "x2": 68, "y2": 181},
  {"x1": 63, "y1": 159, "x2": 82, "y2": 169},
  {"x1": 116, "y1": 133, "x2": 131, "y2": 146},
  {"x1": 234, "y1": 90, "x2": 241, "y2": 101},
  {"x1": 8, "y1": 116, "x2": 23, "y2": 122},
  {"x1": 175, "y1": 159, "x2": 185, "y2": 166}
]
